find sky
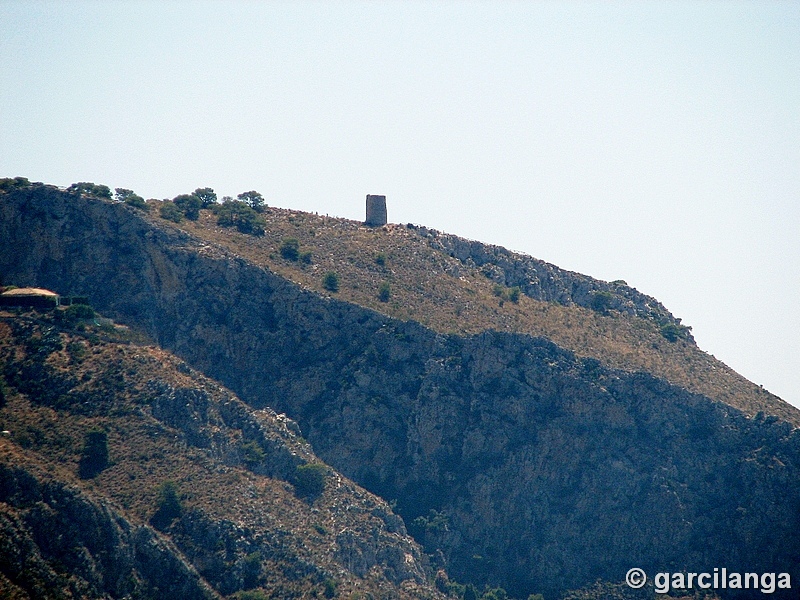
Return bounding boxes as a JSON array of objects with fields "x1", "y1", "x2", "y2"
[{"x1": 1, "y1": 1, "x2": 798, "y2": 408}]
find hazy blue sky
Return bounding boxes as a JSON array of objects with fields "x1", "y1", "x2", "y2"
[{"x1": 2, "y1": 1, "x2": 798, "y2": 407}]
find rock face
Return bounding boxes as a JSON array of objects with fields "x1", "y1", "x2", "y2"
[
  {"x1": 2, "y1": 183, "x2": 800, "y2": 598},
  {"x1": 0, "y1": 314, "x2": 441, "y2": 600},
  {"x1": 0, "y1": 464, "x2": 218, "y2": 600},
  {"x1": 420, "y1": 228, "x2": 686, "y2": 328}
]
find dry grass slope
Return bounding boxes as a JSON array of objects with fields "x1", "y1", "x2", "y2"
[{"x1": 155, "y1": 203, "x2": 799, "y2": 426}]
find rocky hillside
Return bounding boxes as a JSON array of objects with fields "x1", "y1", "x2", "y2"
[
  {"x1": 0, "y1": 311, "x2": 442, "y2": 600},
  {"x1": 2, "y1": 179, "x2": 799, "y2": 599}
]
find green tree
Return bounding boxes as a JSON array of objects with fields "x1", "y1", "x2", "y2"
[
  {"x1": 214, "y1": 199, "x2": 265, "y2": 235},
  {"x1": 0, "y1": 177, "x2": 31, "y2": 192},
  {"x1": 239, "y1": 440, "x2": 265, "y2": 465},
  {"x1": 173, "y1": 193, "x2": 202, "y2": 220},
  {"x1": 660, "y1": 321, "x2": 691, "y2": 342},
  {"x1": 280, "y1": 238, "x2": 300, "y2": 261},
  {"x1": 115, "y1": 188, "x2": 147, "y2": 210},
  {"x1": 508, "y1": 286, "x2": 521, "y2": 304},
  {"x1": 322, "y1": 272, "x2": 339, "y2": 292},
  {"x1": 378, "y1": 282, "x2": 391, "y2": 302},
  {"x1": 78, "y1": 429, "x2": 108, "y2": 479},
  {"x1": 590, "y1": 290, "x2": 614, "y2": 314},
  {"x1": 237, "y1": 190, "x2": 265, "y2": 212},
  {"x1": 67, "y1": 182, "x2": 112, "y2": 199},
  {"x1": 159, "y1": 201, "x2": 184, "y2": 223},
  {"x1": 293, "y1": 463, "x2": 327, "y2": 499},
  {"x1": 194, "y1": 187, "x2": 217, "y2": 208},
  {"x1": 150, "y1": 480, "x2": 183, "y2": 531}
]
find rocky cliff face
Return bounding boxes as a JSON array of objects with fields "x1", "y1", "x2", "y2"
[
  {"x1": 0, "y1": 313, "x2": 442, "y2": 600},
  {"x1": 415, "y1": 226, "x2": 683, "y2": 327},
  {"x1": 2, "y1": 183, "x2": 800, "y2": 599},
  {"x1": 0, "y1": 462, "x2": 218, "y2": 600}
]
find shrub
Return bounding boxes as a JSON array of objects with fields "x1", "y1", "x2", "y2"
[
  {"x1": 323, "y1": 579, "x2": 337, "y2": 599},
  {"x1": 125, "y1": 195, "x2": 148, "y2": 210},
  {"x1": 237, "y1": 190, "x2": 266, "y2": 212},
  {"x1": 115, "y1": 188, "x2": 148, "y2": 210},
  {"x1": 65, "y1": 303, "x2": 95, "y2": 322},
  {"x1": 293, "y1": 463, "x2": 327, "y2": 499},
  {"x1": 67, "y1": 182, "x2": 112, "y2": 199},
  {"x1": 378, "y1": 282, "x2": 391, "y2": 302},
  {"x1": 279, "y1": 238, "x2": 300, "y2": 261},
  {"x1": 464, "y1": 584, "x2": 479, "y2": 600},
  {"x1": 375, "y1": 252, "x2": 386, "y2": 266},
  {"x1": 194, "y1": 187, "x2": 217, "y2": 208},
  {"x1": 150, "y1": 480, "x2": 182, "y2": 531},
  {"x1": 215, "y1": 200, "x2": 265, "y2": 235},
  {"x1": 173, "y1": 193, "x2": 202, "y2": 220},
  {"x1": 241, "y1": 551, "x2": 263, "y2": 590},
  {"x1": 590, "y1": 290, "x2": 614, "y2": 314},
  {"x1": 299, "y1": 251, "x2": 312, "y2": 264},
  {"x1": 159, "y1": 201, "x2": 184, "y2": 223},
  {"x1": 239, "y1": 440, "x2": 265, "y2": 465},
  {"x1": 322, "y1": 272, "x2": 339, "y2": 292},
  {"x1": 78, "y1": 429, "x2": 109, "y2": 479},
  {"x1": 508, "y1": 286, "x2": 521, "y2": 304},
  {"x1": 0, "y1": 177, "x2": 31, "y2": 192},
  {"x1": 660, "y1": 322, "x2": 691, "y2": 342}
]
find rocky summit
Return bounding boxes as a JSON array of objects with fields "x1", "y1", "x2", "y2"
[{"x1": 1, "y1": 178, "x2": 799, "y2": 600}]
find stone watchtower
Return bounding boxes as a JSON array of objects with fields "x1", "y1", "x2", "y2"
[{"x1": 365, "y1": 194, "x2": 387, "y2": 227}]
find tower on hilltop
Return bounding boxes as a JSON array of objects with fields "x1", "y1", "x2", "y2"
[{"x1": 365, "y1": 194, "x2": 387, "y2": 227}]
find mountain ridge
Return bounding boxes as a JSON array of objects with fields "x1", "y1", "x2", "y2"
[{"x1": 2, "y1": 179, "x2": 799, "y2": 599}]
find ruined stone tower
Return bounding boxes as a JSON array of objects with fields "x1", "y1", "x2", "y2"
[{"x1": 365, "y1": 194, "x2": 387, "y2": 227}]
